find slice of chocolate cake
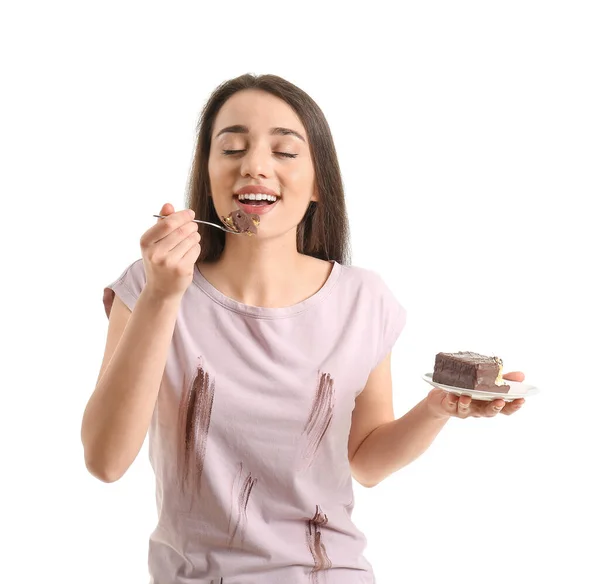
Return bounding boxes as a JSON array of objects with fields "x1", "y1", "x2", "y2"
[
  {"x1": 432, "y1": 351, "x2": 510, "y2": 392},
  {"x1": 221, "y1": 208, "x2": 260, "y2": 236}
]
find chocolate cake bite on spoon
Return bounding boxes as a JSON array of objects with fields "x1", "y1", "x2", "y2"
[{"x1": 221, "y1": 208, "x2": 260, "y2": 236}]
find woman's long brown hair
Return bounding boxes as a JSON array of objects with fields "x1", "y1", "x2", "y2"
[{"x1": 184, "y1": 74, "x2": 351, "y2": 264}]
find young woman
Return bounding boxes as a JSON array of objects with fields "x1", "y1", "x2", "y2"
[{"x1": 81, "y1": 74, "x2": 526, "y2": 584}]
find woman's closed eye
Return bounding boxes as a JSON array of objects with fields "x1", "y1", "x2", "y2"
[{"x1": 222, "y1": 149, "x2": 298, "y2": 159}]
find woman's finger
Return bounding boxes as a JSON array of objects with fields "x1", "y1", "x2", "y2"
[
  {"x1": 485, "y1": 399, "x2": 506, "y2": 417},
  {"x1": 159, "y1": 218, "x2": 199, "y2": 253},
  {"x1": 501, "y1": 398, "x2": 525, "y2": 415},
  {"x1": 171, "y1": 229, "x2": 201, "y2": 261},
  {"x1": 456, "y1": 395, "x2": 471, "y2": 418},
  {"x1": 443, "y1": 392, "x2": 459, "y2": 415},
  {"x1": 502, "y1": 371, "x2": 525, "y2": 382},
  {"x1": 156, "y1": 202, "x2": 175, "y2": 222}
]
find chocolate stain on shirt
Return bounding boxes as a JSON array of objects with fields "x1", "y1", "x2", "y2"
[
  {"x1": 299, "y1": 372, "x2": 335, "y2": 469},
  {"x1": 227, "y1": 462, "x2": 258, "y2": 550},
  {"x1": 177, "y1": 364, "x2": 216, "y2": 498},
  {"x1": 306, "y1": 505, "x2": 332, "y2": 582}
]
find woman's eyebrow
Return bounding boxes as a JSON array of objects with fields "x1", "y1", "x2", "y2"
[{"x1": 215, "y1": 125, "x2": 306, "y2": 142}]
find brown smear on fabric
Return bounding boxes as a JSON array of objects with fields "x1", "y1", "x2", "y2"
[
  {"x1": 300, "y1": 372, "x2": 335, "y2": 469},
  {"x1": 177, "y1": 365, "x2": 216, "y2": 500},
  {"x1": 227, "y1": 463, "x2": 258, "y2": 549},
  {"x1": 306, "y1": 505, "x2": 332, "y2": 582}
]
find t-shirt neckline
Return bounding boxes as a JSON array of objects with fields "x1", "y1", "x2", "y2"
[{"x1": 192, "y1": 260, "x2": 342, "y2": 320}]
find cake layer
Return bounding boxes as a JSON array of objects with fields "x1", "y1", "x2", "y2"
[
  {"x1": 222, "y1": 209, "x2": 260, "y2": 235},
  {"x1": 432, "y1": 351, "x2": 510, "y2": 392}
]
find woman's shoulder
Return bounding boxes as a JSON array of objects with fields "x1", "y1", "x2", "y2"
[
  {"x1": 103, "y1": 258, "x2": 146, "y2": 317},
  {"x1": 304, "y1": 255, "x2": 384, "y2": 287},
  {"x1": 337, "y1": 261, "x2": 392, "y2": 293},
  {"x1": 337, "y1": 262, "x2": 407, "y2": 358},
  {"x1": 112, "y1": 257, "x2": 146, "y2": 289},
  {"x1": 337, "y1": 261, "x2": 405, "y2": 313}
]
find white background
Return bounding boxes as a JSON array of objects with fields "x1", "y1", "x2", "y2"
[{"x1": 1, "y1": 1, "x2": 598, "y2": 583}]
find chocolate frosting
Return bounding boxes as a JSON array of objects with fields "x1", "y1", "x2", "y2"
[
  {"x1": 433, "y1": 351, "x2": 510, "y2": 392},
  {"x1": 221, "y1": 208, "x2": 260, "y2": 235}
]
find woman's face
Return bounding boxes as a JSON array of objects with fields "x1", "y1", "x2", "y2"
[{"x1": 208, "y1": 89, "x2": 317, "y2": 239}]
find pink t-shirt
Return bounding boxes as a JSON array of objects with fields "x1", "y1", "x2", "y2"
[{"x1": 103, "y1": 259, "x2": 406, "y2": 584}]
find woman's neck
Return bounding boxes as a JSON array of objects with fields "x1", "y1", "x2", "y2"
[{"x1": 199, "y1": 235, "x2": 330, "y2": 308}]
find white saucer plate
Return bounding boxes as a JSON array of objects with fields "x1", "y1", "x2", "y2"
[{"x1": 422, "y1": 373, "x2": 540, "y2": 402}]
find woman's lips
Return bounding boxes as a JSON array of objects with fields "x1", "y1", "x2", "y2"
[{"x1": 235, "y1": 199, "x2": 279, "y2": 216}]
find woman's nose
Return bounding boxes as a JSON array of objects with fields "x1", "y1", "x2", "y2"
[{"x1": 240, "y1": 145, "x2": 273, "y2": 178}]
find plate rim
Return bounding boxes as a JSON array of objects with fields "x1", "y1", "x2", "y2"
[{"x1": 422, "y1": 372, "x2": 539, "y2": 400}]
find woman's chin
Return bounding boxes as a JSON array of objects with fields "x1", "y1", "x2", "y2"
[{"x1": 227, "y1": 223, "x2": 299, "y2": 243}]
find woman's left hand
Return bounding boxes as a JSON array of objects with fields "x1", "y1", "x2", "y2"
[{"x1": 426, "y1": 371, "x2": 526, "y2": 419}]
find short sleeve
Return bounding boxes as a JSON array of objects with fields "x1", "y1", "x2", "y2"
[
  {"x1": 102, "y1": 258, "x2": 147, "y2": 318},
  {"x1": 371, "y1": 273, "x2": 407, "y2": 369}
]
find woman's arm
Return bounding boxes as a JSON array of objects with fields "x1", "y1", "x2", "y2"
[
  {"x1": 81, "y1": 289, "x2": 181, "y2": 483},
  {"x1": 348, "y1": 356, "x2": 525, "y2": 488},
  {"x1": 348, "y1": 354, "x2": 450, "y2": 488}
]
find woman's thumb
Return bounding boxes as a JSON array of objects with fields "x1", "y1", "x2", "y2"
[{"x1": 157, "y1": 203, "x2": 175, "y2": 220}]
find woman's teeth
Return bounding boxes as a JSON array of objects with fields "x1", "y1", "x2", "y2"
[{"x1": 236, "y1": 193, "x2": 278, "y2": 203}]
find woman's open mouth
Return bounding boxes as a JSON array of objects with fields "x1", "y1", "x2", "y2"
[{"x1": 234, "y1": 193, "x2": 280, "y2": 215}]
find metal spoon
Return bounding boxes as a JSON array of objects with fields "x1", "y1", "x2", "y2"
[{"x1": 152, "y1": 215, "x2": 243, "y2": 234}]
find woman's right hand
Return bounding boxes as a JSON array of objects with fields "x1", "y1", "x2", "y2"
[{"x1": 140, "y1": 203, "x2": 201, "y2": 301}]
